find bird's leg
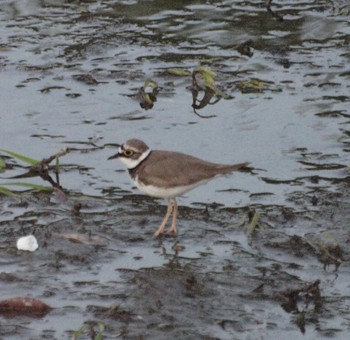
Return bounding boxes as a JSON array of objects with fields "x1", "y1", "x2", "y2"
[
  {"x1": 154, "y1": 200, "x2": 174, "y2": 237},
  {"x1": 167, "y1": 199, "x2": 178, "y2": 236}
]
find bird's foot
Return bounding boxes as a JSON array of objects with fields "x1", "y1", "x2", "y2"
[
  {"x1": 153, "y1": 230, "x2": 163, "y2": 238},
  {"x1": 167, "y1": 228, "x2": 177, "y2": 237}
]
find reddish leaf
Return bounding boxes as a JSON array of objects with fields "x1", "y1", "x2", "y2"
[{"x1": 0, "y1": 297, "x2": 51, "y2": 318}]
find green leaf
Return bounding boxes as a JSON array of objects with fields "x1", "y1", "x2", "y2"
[
  {"x1": 2, "y1": 182, "x2": 52, "y2": 191},
  {"x1": 167, "y1": 68, "x2": 192, "y2": 76},
  {"x1": 97, "y1": 322, "x2": 105, "y2": 332},
  {"x1": 95, "y1": 322, "x2": 105, "y2": 340},
  {"x1": 95, "y1": 334, "x2": 103, "y2": 340},
  {"x1": 194, "y1": 66, "x2": 231, "y2": 99},
  {"x1": 72, "y1": 326, "x2": 85, "y2": 339},
  {"x1": 196, "y1": 66, "x2": 217, "y2": 87},
  {"x1": 143, "y1": 78, "x2": 158, "y2": 89},
  {"x1": 237, "y1": 78, "x2": 282, "y2": 94},
  {"x1": 0, "y1": 148, "x2": 38, "y2": 165}
]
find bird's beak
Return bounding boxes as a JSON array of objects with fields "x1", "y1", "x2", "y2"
[
  {"x1": 108, "y1": 144, "x2": 122, "y2": 160},
  {"x1": 108, "y1": 152, "x2": 119, "y2": 160}
]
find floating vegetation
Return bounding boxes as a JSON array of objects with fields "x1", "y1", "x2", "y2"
[
  {"x1": 233, "y1": 78, "x2": 282, "y2": 93},
  {"x1": 167, "y1": 68, "x2": 192, "y2": 77},
  {"x1": 137, "y1": 78, "x2": 159, "y2": 110},
  {"x1": 192, "y1": 67, "x2": 232, "y2": 100},
  {"x1": 72, "y1": 322, "x2": 105, "y2": 340},
  {"x1": 167, "y1": 66, "x2": 232, "y2": 116}
]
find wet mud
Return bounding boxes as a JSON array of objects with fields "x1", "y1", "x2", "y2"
[{"x1": 1, "y1": 187, "x2": 350, "y2": 339}]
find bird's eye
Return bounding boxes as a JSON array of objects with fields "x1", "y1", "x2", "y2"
[{"x1": 124, "y1": 149, "x2": 134, "y2": 157}]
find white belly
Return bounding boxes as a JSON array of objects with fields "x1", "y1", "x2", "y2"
[{"x1": 133, "y1": 176, "x2": 209, "y2": 199}]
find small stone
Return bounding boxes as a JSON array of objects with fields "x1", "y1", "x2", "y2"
[{"x1": 16, "y1": 235, "x2": 39, "y2": 252}]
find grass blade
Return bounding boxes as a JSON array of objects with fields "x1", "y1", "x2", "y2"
[
  {"x1": 0, "y1": 157, "x2": 5, "y2": 172},
  {"x1": 0, "y1": 148, "x2": 38, "y2": 165},
  {"x1": 0, "y1": 186, "x2": 15, "y2": 195},
  {"x1": 2, "y1": 182, "x2": 52, "y2": 191},
  {"x1": 246, "y1": 210, "x2": 260, "y2": 236}
]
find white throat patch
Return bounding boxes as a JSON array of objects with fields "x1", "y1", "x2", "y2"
[{"x1": 119, "y1": 148, "x2": 151, "y2": 169}]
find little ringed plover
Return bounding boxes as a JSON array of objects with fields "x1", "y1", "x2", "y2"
[{"x1": 108, "y1": 138, "x2": 249, "y2": 237}]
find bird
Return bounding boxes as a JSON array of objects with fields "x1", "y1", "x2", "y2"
[{"x1": 108, "y1": 139, "x2": 249, "y2": 237}]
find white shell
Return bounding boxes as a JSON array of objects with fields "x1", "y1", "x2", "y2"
[{"x1": 16, "y1": 235, "x2": 39, "y2": 252}]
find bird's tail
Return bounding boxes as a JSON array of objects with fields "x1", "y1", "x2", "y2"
[{"x1": 218, "y1": 162, "x2": 251, "y2": 175}]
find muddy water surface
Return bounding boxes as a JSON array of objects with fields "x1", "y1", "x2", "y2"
[{"x1": 0, "y1": 1, "x2": 350, "y2": 339}]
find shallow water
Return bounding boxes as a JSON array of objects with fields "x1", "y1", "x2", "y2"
[{"x1": 1, "y1": 0, "x2": 350, "y2": 339}]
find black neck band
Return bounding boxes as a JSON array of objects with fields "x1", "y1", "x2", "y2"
[{"x1": 128, "y1": 150, "x2": 152, "y2": 174}]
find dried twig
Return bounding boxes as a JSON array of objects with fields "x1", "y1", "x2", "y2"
[{"x1": 265, "y1": 0, "x2": 284, "y2": 22}]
